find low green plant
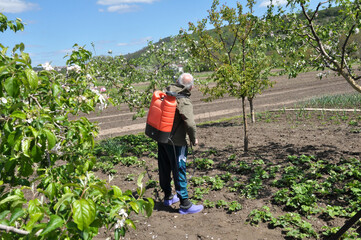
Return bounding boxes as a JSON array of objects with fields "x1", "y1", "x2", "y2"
[
  {"x1": 203, "y1": 199, "x2": 216, "y2": 208},
  {"x1": 242, "y1": 178, "x2": 263, "y2": 199},
  {"x1": 204, "y1": 176, "x2": 225, "y2": 191},
  {"x1": 322, "y1": 205, "x2": 348, "y2": 218},
  {"x1": 216, "y1": 200, "x2": 228, "y2": 209},
  {"x1": 348, "y1": 120, "x2": 358, "y2": 126},
  {"x1": 247, "y1": 206, "x2": 274, "y2": 226},
  {"x1": 117, "y1": 156, "x2": 143, "y2": 167},
  {"x1": 193, "y1": 187, "x2": 209, "y2": 200},
  {"x1": 298, "y1": 93, "x2": 361, "y2": 109},
  {"x1": 229, "y1": 182, "x2": 242, "y2": 192},
  {"x1": 145, "y1": 179, "x2": 158, "y2": 189},
  {"x1": 220, "y1": 172, "x2": 232, "y2": 182},
  {"x1": 190, "y1": 176, "x2": 206, "y2": 186},
  {"x1": 125, "y1": 174, "x2": 135, "y2": 181},
  {"x1": 228, "y1": 201, "x2": 242, "y2": 213},
  {"x1": 322, "y1": 226, "x2": 360, "y2": 239},
  {"x1": 193, "y1": 158, "x2": 214, "y2": 170},
  {"x1": 270, "y1": 213, "x2": 318, "y2": 239},
  {"x1": 238, "y1": 161, "x2": 251, "y2": 173}
]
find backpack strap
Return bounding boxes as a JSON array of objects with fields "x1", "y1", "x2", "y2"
[
  {"x1": 166, "y1": 91, "x2": 188, "y2": 140},
  {"x1": 165, "y1": 91, "x2": 188, "y2": 99}
]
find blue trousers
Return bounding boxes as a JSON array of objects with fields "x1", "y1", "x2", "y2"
[{"x1": 157, "y1": 142, "x2": 188, "y2": 200}]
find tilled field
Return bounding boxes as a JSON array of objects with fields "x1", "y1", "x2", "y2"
[
  {"x1": 84, "y1": 71, "x2": 355, "y2": 139},
  {"x1": 89, "y1": 71, "x2": 361, "y2": 240}
]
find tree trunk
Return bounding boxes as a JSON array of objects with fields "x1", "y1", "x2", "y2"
[
  {"x1": 242, "y1": 97, "x2": 249, "y2": 152},
  {"x1": 249, "y1": 97, "x2": 255, "y2": 123}
]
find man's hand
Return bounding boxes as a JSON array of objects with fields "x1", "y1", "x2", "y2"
[{"x1": 193, "y1": 139, "x2": 198, "y2": 146}]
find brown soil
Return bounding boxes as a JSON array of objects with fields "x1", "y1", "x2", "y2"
[
  {"x1": 94, "y1": 110, "x2": 361, "y2": 240},
  {"x1": 91, "y1": 72, "x2": 361, "y2": 240}
]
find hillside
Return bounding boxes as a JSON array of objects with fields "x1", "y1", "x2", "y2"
[{"x1": 123, "y1": 6, "x2": 343, "y2": 60}]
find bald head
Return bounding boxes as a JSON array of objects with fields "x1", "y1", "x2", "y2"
[{"x1": 178, "y1": 73, "x2": 194, "y2": 90}]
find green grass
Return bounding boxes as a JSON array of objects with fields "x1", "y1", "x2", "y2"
[
  {"x1": 297, "y1": 93, "x2": 361, "y2": 109},
  {"x1": 197, "y1": 115, "x2": 242, "y2": 126}
]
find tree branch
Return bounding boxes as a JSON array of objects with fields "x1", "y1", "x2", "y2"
[
  {"x1": 341, "y1": 12, "x2": 359, "y2": 69},
  {"x1": 300, "y1": 3, "x2": 339, "y2": 68},
  {"x1": 0, "y1": 224, "x2": 29, "y2": 235}
]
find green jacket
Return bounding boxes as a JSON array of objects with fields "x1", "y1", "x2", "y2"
[{"x1": 166, "y1": 83, "x2": 197, "y2": 146}]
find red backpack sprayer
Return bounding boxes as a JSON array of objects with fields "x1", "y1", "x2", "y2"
[
  {"x1": 145, "y1": 89, "x2": 197, "y2": 176},
  {"x1": 145, "y1": 90, "x2": 177, "y2": 143}
]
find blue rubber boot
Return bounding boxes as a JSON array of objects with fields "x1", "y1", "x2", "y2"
[
  {"x1": 179, "y1": 204, "x2": 204, "y2": 214},
  {"x1": 164, "y1": 195, "x2": 180, "y2": 206}
]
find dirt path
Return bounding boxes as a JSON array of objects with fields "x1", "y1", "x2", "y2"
[{"x1": 85, "y1": 71, "x2": 355, "y2": 139}]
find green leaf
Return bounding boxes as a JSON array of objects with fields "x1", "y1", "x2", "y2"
[
  {"x1": 72, "y1": 199, "x2": 96, "y2": 231},
  {"x1": 19, "y1": 161, "x2": 33, "y2": 177},
  {"x1": 7, "y1": 131, "x2": 16, "y2": 146},
  {"x1": 31, "y1": 145, "x2": 42, "y2": 162},
  {"x1": 0, "y1": 65, "x2": 7, "y2": 74},
  {"x1": 45, "y1": 182, "x2": 57, "y2": 201},
  {"x1": 9, "y1": 208, "x2": 25, "y2": 224},
  {"x1": 26, "y1": 212, "x2": 43, "y2": 231},
  {"x1": 4, "y1": 77, "x2": 19, "y2": 97},
  {"x1": 25, "y1": 68, "x2": 38, "y2": 90},
  {"x1": 42, "y1": 129, "x2": 56, "y2": 150},
  {"x1": 137, "y1": 172, "x2": 145, "y2": 189},
  {"x1": 10, "y1": 110, "x2": 26, "y2": 119},
  {"x1": 129, "y1": 201, "x2": 139, "y2": 214},
  {"x1": 21, "y1": 137, "x2": 31, "y2": 157},
  {"x1": 125, "y1": 219, "x2": 136, "y2": 230},
  {"x1": 54, "y1": 193, "x2": 75, "y2": 213},
  {"x1": 114, "y1": 228, "x2": 121, "y2": 240},
  {"x1": 145, "y1": 198, "x2": 154, "y2": 217},
  {"x1": 40, "y1": 215, "x2": 64, "y2": 236},
  {"x1": 112, "y1": 186, "x2": 122, "y2": 198},
  {"x1": 52, "y1": 83, "x2": 61, "y2": 97},
  {"x1": 0, "y1": 195, "x2": 22, "y2": 206},
  {"x1": 28, "y1": 126, "x2": 38, "y2": 138},
  {"x1": 28, "y1": 199, "x2": 42, "y2": 214},
  {"x1": 0, "y1": 210, "x2": 10, "y2": 220}
]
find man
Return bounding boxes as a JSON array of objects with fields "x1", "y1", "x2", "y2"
[{"x1": 158, "y1": 72, "x2": 203, "y2": 214}]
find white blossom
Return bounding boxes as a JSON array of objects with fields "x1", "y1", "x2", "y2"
[
  {"x1": 355, "y1": 28, "x2": 360, "y2": 34},
  {"x1": 67, "y1": 64, "x2": 81, "y2": 73},
  {"x1": 316, "y1": 72, "x2": 327, "y2": 79},
  {"x1": 0, "y1": 97, "x2": 7, "y2": 104},
  {"x1": 42, "y1": 62, "x2": 54, "y2": 71},
  {"x1": 115, "y1": 219, "x2": 125, "y2": 229},
  {"x1": 324, "y1": 44, "x2": 331, "y2": 51},
  {"x1": 108, "y1": 175, "x2": 114, "y2": 183},
  {"x1": 26, "y1": 118, "x2": 33, "y2": 124},
  {"x1": 119, "y1": 209, "x2": 128, "y2": 218},
  {"x1": 50, "y1": 142, "x2": 63, "y2": 155},
  {"x1": 90, "y1": 88, "x2": 108, "y2": 110}
]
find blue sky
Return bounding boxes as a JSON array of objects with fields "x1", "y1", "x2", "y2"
[{"x1": 1, "y1": 0, "x2": 286, "y2": 67}]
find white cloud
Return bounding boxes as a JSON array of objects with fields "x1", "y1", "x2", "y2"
[
  {"x1": 117, "y1": 36, "x2": 152, "y2": 46},
  {"x1": 259, "y1": 0, "x2": 287, "y2": 7},
  {"x1": 0, "y1": 0, "x2": 38, "y2": 13},
  {"x1": 107, "y1": 4, "x2": 139, "y2": 13},
  {"x1": 97, "y1": 0, "x2": 157, "y2": 5},
  {"x1": 97, "y1": 0, "x2": 158, "y2": 13}
]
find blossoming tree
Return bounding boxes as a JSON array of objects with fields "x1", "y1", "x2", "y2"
[
  {"x1": 91, "y1": 36, "x2": 192, "y2": 119},
  {"x1": 181, "y1": 0, "x2": 276, "y2": 151},
  {"x1": 270, "y1": 0, "x2": 361, "y2": 93},
  {"x1": 0, "y1": 13, "x2": 153, "y2": 239}
]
